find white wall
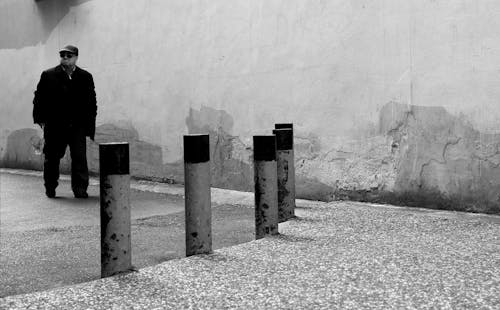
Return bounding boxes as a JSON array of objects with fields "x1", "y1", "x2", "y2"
[{"x1": 1, "y1": 0, "x2": 500, "y2": 211}]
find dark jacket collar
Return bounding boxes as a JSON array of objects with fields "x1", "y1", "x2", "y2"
[
  {"x1": 55, "y1": 64, "x2": 81, "y2": 79},
  {"x1": 55, "y1": 64, "x2": 80, "y2": 73}
]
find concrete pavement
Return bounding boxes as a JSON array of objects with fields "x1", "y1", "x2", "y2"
[
  {"x1": 0, "y1": 170, "x2": 185, "y2": 233},
  {"x1": 1, "y1": 169, "x2": 500, "y2": 309},
  {"x1": 0, "y1": 170, "x2": 255, "y2": 297}
]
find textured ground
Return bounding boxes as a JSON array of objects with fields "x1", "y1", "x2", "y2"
[
  {"x1": 0, "y1": 170, "x2": 255, "y2": 297},
  {"x1": 1, "y1": 197, "x2": 499, "y2": 309}
]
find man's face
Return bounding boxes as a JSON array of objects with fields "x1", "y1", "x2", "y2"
[{"x1": 59, "y1": 52, "x2": 78, "y2": 67}]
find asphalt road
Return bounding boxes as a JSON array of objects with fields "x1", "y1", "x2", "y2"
[{"x1": 0, "y1": 172, "x2": 255, "y2": 297}]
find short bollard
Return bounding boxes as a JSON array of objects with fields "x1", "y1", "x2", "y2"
[
  {"x1": 273, "y1": 128, "x2": 296, "y2": 222},
  {"x1": 99, "y1": 142, "x2": 132, "y2": 278},
  {"x1": 184, "y1": 134, "x2": 212, "y2": 256},
  {"x1": 254, "y1": 135, "x2": 279, "y2": 239}
]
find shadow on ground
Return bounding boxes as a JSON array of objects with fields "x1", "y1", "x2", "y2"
[{"x1": 0, "y1": 204, "x2": 254, "y2": 298}]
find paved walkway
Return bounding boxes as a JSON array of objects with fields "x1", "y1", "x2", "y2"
[
  {"x1": 1, "y1": 169, "x2": 499, "y2": 309},
  {"x1": 0, "y1": 170, "x2": 256, "y2": 297}
]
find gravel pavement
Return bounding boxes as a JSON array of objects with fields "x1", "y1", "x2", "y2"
[{"x1": 1, "y1": 196, "x2": 499, "y2": 309}]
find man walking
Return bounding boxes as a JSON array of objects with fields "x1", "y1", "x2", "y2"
[{"x1": 33, "y1": 45, "x2": 97, "y2": 198}]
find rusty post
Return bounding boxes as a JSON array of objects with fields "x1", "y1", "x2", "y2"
[
  {"x1": 273, "y1": 128, "x2": 295, "y2": 222},
  {"x1": 99, "y1": 142, "x2": 132, "y2": 278},
  {"x1": 275, "y1": 123, "x2": 295, "y2": 220},
  {"x1": 254, "y1": 135, "x2": 279, "y2": 239},
  {"x1": 184, "y1": 134, "x2": 212, "y2": 256}
]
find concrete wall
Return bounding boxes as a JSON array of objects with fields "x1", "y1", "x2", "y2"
[{"x1": 1, "y1": 0, "x2": 500, "y2": 213}]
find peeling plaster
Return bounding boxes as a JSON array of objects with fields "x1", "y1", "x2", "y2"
[
  {"x1": 292, "y1": 102, "x2": 500, "y2": 213},
  {"x1": 2, "y1": 104, "x2": 500, "y2": 213},
  {"x1": 185, "y1": 106, "x2": 253, "y2": 191},
  {"x1": 87, "y1": 123, "x2": 164, "y2": 180},
  {"x1": 1, "y1": 128, "x2": 43, "y2": 170},
  {"x1": 0, "y1": 124, "x2": 166, "y2": 182}
]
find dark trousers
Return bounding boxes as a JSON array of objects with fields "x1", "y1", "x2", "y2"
[{"x1": 43, "y1": 124, "x2": 89, "y2": 194}]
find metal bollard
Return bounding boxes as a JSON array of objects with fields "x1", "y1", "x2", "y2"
[
  {"x1": 184, "y1": 134, "x2": 212, "y2": 256},
  {"x1": 254, "y1": 135, "x2": 279, "y2": 239},
  {"x1": 275, "y1": 124, "x2": 295, "y2": 219},
  {"x1": 273, "y1": 128, "x2": 296, "y2": 222},
  {"x1": 99, "y1": 142, "x2": 132, "y2": 278},
  {"x1": 275, "y1": 123, "x2": 293, "y2": 132}
]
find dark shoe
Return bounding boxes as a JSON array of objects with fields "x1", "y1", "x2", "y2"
[
  {"x1": 45, "y1": 188, "x2": 56, "y2": 198},
  {"x1": 74, "y1": 191, "x2": 89, "y2": 199}
]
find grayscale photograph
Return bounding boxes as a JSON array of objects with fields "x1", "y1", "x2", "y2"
[{"x1": 0, "y1": 0, "x2": 499, "y2": 309}]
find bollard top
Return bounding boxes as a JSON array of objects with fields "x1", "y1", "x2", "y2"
[
  {"x1": 275, "y1": 123, "x2": 293, "y2": 130},
  {"x1": 99, "y1": 142, "x2": 129, "y2": 145},
  {"x1": 99, "y1": 142, "x2": 130, "y2": 175},
  {"x1": 273, "y1": 128, "x2": 293, "y2": 150},
  {"x1": 184, "y1": 134, "x2": 210, "y2": 163},
  {"x1": 253, "y1": 135, "x2": 276, "y2": 161}
]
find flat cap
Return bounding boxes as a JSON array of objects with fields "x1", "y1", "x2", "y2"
[{"x1": 59, "y1": 45, "x2": 79, "y2": 55}]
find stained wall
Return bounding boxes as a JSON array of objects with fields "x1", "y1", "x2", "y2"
[{"x1": 1, "y1": 0, "x2": 499, "y2": 213}]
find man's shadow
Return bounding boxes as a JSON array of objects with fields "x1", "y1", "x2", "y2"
[{"x1": 53, "y1": 195, "x2": 99, "y2": 206}]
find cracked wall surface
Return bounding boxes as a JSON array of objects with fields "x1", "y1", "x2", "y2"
[
  {"x1": 87, "y1": 123, "x2": 164, "y2": 180},
  {"x1": 184, "y1": 106, "x2": 253, "y2": 191},
  {"x1": 383, "y1": 102, "x2": 500, "y2": 212},
  {"x1": 296, "y1": 102, "x2": 500, "y2": 213},
  {"x1": 1, "y1": 124, "x2": 164, "y2": 180},
  {"x1": 1, "y1": 0, "x2": 500, "y2": 213},
  {"x1": 1, "y1": 129, "x2": 44, "y2": 170}
]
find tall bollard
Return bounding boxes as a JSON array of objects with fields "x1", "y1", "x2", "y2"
[
  {"x1": 273, "y1": 128, "x2": 296, "y2": 222},
  {"x1": 99, "y1": 142, "x2": 132, "y2": 278},
  {"x1": 275, "y1": 123, "x2": 295, "y2": 220},
  {"x1": 254, "y1": 135, "x2": 279, "y2": 239},
  {"x1": 184, "y1": 134, "x2": 212, "y2": 256}
]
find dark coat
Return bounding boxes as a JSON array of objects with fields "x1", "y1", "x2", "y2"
[{"x1": 33, "y1": 65, "x2": 97, "y2": 139}]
